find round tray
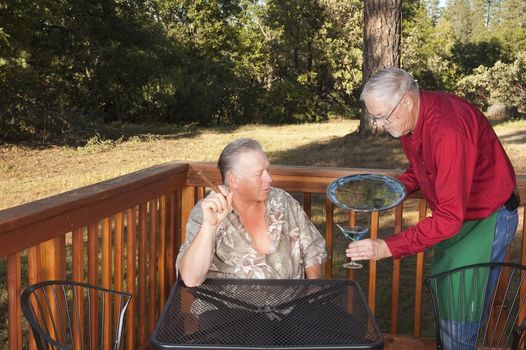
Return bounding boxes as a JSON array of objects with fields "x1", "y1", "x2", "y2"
[{"x1": 327, "y1": 174, "x2": 407, "y2": 212}]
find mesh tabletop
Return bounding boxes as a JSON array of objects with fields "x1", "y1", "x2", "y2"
[{"x1": 151, "y1": 279, "x2": 384, "y2": 350}]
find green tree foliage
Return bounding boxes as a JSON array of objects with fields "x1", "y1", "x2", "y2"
[
  {"x1": 401, "y1": 1, "x2": 459, "y2": 90},
  {"x1": 402, "y1": 0, "x2": 525, "y2": 109},
  {"x1": 450, "y1": 39, "x2": 512, "y2": 76},
  {"x1": 0, "y1": 0, "x2": 365, "y2": 143},
  {"x1": 1, "y1": 0, "x2": 525, "y2": 144},
  {"x1": 1, "y1": 0, "x2": 177, "y2": 141},
  {"x1": 143, "y1": 0, "x2": 252, "y2": 125},
  {"x1": 456, "y1": 52, "x2": 526, "y2": 111},
  {"x1": 319, "y1": 0, "x2": 362, "y2": 106},
  {"x1": 262, "y1": 0, "x2": 363, "y2": 122}
]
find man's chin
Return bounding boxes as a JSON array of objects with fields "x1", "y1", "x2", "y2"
[
  {"x1": 387, "y1": 130, "x2": 403, "y2": 138},
  {"x1": 259, "y1": 190, "x2": 270, "y2": 200}
]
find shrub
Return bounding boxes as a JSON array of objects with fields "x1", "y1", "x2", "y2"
[{"x1": 456, "y1": 53, "x2": 526, "y2": 112}]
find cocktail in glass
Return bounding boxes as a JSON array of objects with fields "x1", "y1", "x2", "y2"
[{"x1": 337, "y1": 225, "x2": 369, "y2": 269}]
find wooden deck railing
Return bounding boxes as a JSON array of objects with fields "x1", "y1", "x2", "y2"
[{"x1": 1, "y1": 161, "x2": 524, "y2": 349}]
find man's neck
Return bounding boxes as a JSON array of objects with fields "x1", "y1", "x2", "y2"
[{"x1": 233, "y1": 198, "x2": 264, "y2": 214}]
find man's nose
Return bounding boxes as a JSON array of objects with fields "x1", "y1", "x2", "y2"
[
  {"x1": 375, "y1": 118, "x2": 389, "y2": 128},
  {"x1": 263, "y1": 170, "x2": 272, "y2": 183}
]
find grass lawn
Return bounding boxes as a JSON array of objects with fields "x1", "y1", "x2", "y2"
[{"x1": 1, "y1": 118, "x2": 525, "y2": 210}]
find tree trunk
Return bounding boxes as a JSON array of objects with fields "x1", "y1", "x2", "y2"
[{"x1": 359, "y1": 0, "x2": 402, "y2": 137}]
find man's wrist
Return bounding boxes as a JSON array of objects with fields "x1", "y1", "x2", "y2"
[
  {"x1": 378, "y1": 239, "x2": 393, "y2": 259},
  {"x1": 200, "y1": 222, "x2": 218, "y2": 232}
]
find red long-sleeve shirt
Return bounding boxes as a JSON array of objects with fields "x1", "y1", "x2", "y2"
[{"x1": 385, "y1": 91, "x2": 516, "y2": 259}]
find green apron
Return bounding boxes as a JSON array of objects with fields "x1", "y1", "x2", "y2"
[{"x1": 430, "y1": 211, "x2": 498, "y2": 321}]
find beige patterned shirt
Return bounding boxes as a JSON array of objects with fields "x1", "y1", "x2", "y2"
[{"x1": 177, "y1": 187, "x2": 328, "y2": 279}]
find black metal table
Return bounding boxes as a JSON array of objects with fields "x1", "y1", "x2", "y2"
[{"x1": 151, "y1": 279, "x2": 384, "y2": 350}]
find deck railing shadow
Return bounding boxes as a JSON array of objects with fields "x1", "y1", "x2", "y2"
[{"x1": 0, "y1": 161, "x2": 524, "y2": 349}]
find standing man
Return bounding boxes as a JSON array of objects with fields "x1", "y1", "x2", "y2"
[{"x1": 347, "y1": 68, "x2": 520, "y2": 348}]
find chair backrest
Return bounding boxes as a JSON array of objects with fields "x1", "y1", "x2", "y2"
[
  {"x1": 426, "y1": 262, "x2": 526, "y2": 350},
  {"x1": 21, "y1": 280, "x2": 132, "y2": 350}
]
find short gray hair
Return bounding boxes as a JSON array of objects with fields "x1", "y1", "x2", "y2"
[
  {"x1": 360, "y1": 68, "x2": 419, "y2": 103},
  {"x1": 217, "y1": 138, "x2": 263, "y2": 183}
]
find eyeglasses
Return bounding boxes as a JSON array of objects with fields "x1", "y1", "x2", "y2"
[{"x1": 367, "y1": 95, "x2": 405, "y2": 124}]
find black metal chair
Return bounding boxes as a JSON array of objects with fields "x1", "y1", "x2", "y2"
[
  {"x1": 426, "y1": 262, "x2": 526, "y2": 350},
  {"x1": 21, "y1": 280, "x2": 132, "y2": 350}
]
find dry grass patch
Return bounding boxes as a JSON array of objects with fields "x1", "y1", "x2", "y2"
[{"x1": 1, "y1": 118, "x2": 525, "y2": 210}]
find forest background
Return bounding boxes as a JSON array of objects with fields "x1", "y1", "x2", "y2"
[{"x1": 1, "y1": 0, "x2": 525, "y2": 145}]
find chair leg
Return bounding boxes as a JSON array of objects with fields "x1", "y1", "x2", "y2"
[{"x1": 511, "y1": 326, "x2": 525, "y2": 350}]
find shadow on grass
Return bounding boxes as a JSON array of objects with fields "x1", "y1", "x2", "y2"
[
  {"x1": 269, "y1": 131, "x2": 409, "y2": 170},
  {"x1": 496, "y1": 129, "x2": 526, "y2": 145},
  {"x1": 7, "y1": 120, "x2": 250, "y2": 149}
]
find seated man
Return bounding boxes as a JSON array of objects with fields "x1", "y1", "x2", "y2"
[{"x1": 177, "y1": 138, "x2": 328, "y2": 286}]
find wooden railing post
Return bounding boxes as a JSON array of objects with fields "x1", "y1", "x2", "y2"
[
  {"x1": 324, "y1": 198, "x2": 334, "y2": 279},
  {"x1": 413, "y1": 199, "x2": 428, "y2": 337},
  {"x1": 369, "y1": 211, "x2": 379, "y2": 314},
  {"x1": 390, "y1": 204, "x2": 403, "y2": 335},
  {"x1": 520, "y1": 204, "x2": 526, "y2": 329},
  {"x1": 27, "y1": 246, "x2": 40, "y2": 350},
  {"x1": 126, "y1": 207, "x2": 137, "y2": 350},
  {"x1": 181, "y1": 186, "x2": 196, "y2": 245},
  {"x1": 159, "y1": 195, "x2": 167, "y2": 311},
  {"x1": 7, "y1": 253, "x2": 22, "y2": 350},
  {"x1": 33, "y1": 237, "x2": 66, "y2": 348},
  {"x1": 138, "y1": 203, "x2": 147, "y2": 345},
  {"x1": 39, "y1": 236, "x2": 66, "y2": 281}
]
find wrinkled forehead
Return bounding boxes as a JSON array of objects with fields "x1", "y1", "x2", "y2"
[
  {"x1": 230, "y1": 150, "x2": 269, "y2": 175},
  {"x1": 364, "y1": 95, "x2": 391, "y2": 114},
  {"x1": 364, "y1": 91, "x2": 398, "y2": 105}
]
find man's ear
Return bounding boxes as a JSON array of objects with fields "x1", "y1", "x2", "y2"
[
  {"x1": 226, "y1": 171, "x2": 238, "y2": 189},
  {"x1": 406, "y1": 93, "x2": 417, "y2": 109}
]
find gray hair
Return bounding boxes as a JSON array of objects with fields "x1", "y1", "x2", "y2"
[
  {"x1": 217, "y1": 138, "x2": 263, "y2": 183},
  {"x1": 360, "y1": 68, "x2": 419, "y2": 103}
]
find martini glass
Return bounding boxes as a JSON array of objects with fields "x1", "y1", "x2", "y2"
[{"x1": 337, "y1": 224, "x2": 369, "y2": 269}]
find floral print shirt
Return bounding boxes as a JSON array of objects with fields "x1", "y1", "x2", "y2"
[{"x1": 176, "y1": 187, "x2": 328, "y2": 279}]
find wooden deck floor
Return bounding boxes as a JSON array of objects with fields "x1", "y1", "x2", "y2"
[{"x1": 384, "y1": 335, "x2": 436, "y2": 349}]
